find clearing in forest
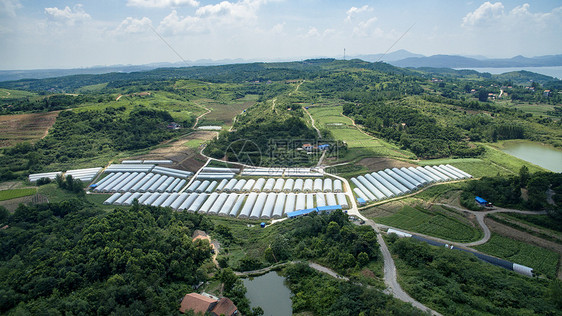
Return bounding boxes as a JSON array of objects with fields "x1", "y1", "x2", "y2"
[{"x1": 0, "y1": 111, "x2": 59, "y2": 147}]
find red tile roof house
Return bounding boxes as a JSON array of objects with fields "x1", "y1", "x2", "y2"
[{"x1": 179, "y1": 293, "x2": 238, "y2": 316}]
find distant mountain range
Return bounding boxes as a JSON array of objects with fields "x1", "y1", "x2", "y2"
[
  {"x1": 1, "y1": 50, "x2": 561, "y2": 82},
  {"x1": 388, "y1": 53, "x2": 562, "y2": 68}
]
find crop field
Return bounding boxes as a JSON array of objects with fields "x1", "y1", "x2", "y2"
[
  {"x1": 0, "y1": 188, "x2": 37, "y2": 201},
  {"x1": 375, "y1": 205, "x2": 482, "y2": 242},
  {"x1": 308, "y1": 105, "x2": 415, "y2": 161},
  {"x1": 0, "y1": 111, "x2": 59, "y2": 147},
  {"x1": 0, "y1": 88, "x2": 36, "y2": 98},
  {"x1": 197, "y1": 95, "x2": 258, "y2": 126},
  {"x1": 474, "y1": 234, "x2": 559, "y2": 278}
]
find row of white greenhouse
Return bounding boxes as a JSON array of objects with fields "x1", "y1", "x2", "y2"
[
  {"x1": 185, "y1": 178, "x2": 344, "y2": 194},
  {"x1": 92, "y1": 172, "x2": 187, "y2": 194},
  {"x1": 240, "y1": 167, "x2": 322, "y2": 177},
  {"x1": 29, "y1": 167, "x2": 102, "y2": 183},
  {"x1": 352, "y1": 164, "x2": 472, "y2": 202},
  {"x1": 103, "y1": 192, "x2": 349, "y2": 219}
]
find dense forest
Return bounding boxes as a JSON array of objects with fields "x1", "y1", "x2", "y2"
[{"x1": 0, "y1": 202, "x2": 214, "y2": 314}]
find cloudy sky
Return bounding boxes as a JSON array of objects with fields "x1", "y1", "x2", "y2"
[{"x1": 0, "y1": 0, "x2": 561, "y2": 70}]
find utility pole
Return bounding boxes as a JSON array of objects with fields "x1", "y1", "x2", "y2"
[{"x1": 343, "y1": 48, "x2": 346, "y2": 60}]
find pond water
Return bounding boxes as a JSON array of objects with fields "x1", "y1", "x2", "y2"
[
  {"x1": 243, "y1": 271, "x2": 293, "y2": 316},
  {"x1": 500, "y1": 142, "x2": 562, "y2": 173}
]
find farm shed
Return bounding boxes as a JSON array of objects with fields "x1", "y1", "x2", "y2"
[
  {"x1": 65, "y1": 167, "x2": 102, "y2": 182},
  {"x1": 358, "y1": 175, "x2": 385, "y2": 200},
  {"x1": 295, "y1": 193, "x2": 306, "y2": 211},
  {"x1": 416, "y1": 167, "x2": 442, "y2": 182},
  {"x1": 377, "y1": 171, "x2": 409, "y2": 194},
  {"x1": 153, "y1": 166, "x2": 193, "y2": 178},
  {"x1": 208, "y1": 193, "x2": 229, "y2": 215},
  {"x1": 137, "y1": 192, "x2": 153, "y2": 205},
  {"x1": 250, "y1": 193, "x2": 268, "y2": 219},
  {"x1": 446, "y1": 164, "x2": 472, "y2": 178},
  {"x1": 204, "y1": 181, "x2": 218, "y2": 193},
  {"x1": 364, "y1": 174, "x2": 393, "y2": 198},
  {"x1": 143, "y1": 193, "x2": 161, "y2": 206},
  {"x1": 325, "y1": 193, "x2": 338, "y2": 206},
  {"x1": 161, "y1": 193, "x2": 180, "y2": 208},
  {"x1": 215, "y1": 179, "x2": 229, "y2": 192},
  {"x1": 323, "y1": 178, "x2": 333, "y2": 192},
  {"x1": 253, "y1": 178, "x2": 266, "y2": 192},
  {"x1": 408, "y1": 167, "x2": 434, "y2": 183},
  {"x1": 232, "y1": 179, "x2": 247, "y2": 192},
  {"x1": 123, "y1": 192, "x2": 143, "y2": 206},
  {"x1": 336, "y1": 193, "x2": 349, "y2": 209},
  {"x1": 143, "y1": 160, "x2": 173, "y2": 165},
  {"x1": 195, "y1": 180, "x2": 211, "y2": 193},
  {"x1": 171, "y1": 193, "x2": 189, "y2": 209},
  {"x1": 223, "y1": 179, "x2": 238, "y2": 192},
  {"x1": 219, "y1": 194, "x2": 239, "y2": 216},
  {"x1": 129, "y1": 173, "x2": 154, "y2": 192},
  {"x1": 151, "y1": 193, "x2": 171, "y2": 207},
  {"x1": 293, "y1": 179, "x2": 304, "y2": 192},
  {"x1": 112, "y1": 172, "x2": 140, "y2": 193},
  {"x1": 196, "y1": 173, "x2": 236, "y2": 180},
  {"x1": 353, "y1": 188, "x2": 371, "y2": 202},
  {"x1": 199, "y1": 192, "x2": 219, "y2": 213},
  {"x1": 283, "y1": 179, "x2": 294, "y2": 192},
  {"x1": 188, "y1": 193, "x2": 209, "y2": 212},
  {"x1": 285, "y1": 193, "x2": 296, "y2": 214},
  {"x1": 273, "y1": 179, "x2": 285, "y2": 192},
  {"x1": 303, "y1": 179, "x2": 313, "y2": 192},
  {"x1": 185, "y1": 180, "x2": 202, "y2": 193},
  {"x1": 148, "y1": 175, "x2": 169, "y2": 193},
  {"x1": 351, "y1": 177, "x2": 377, "y2": 201},
  {"x1": 179, "y1": 194, "x2": 199, "y2": 211},
  {"x1": 286, "y1": 208, "x2": 316, "y2": 218},
  {"x1": 230, "y1": 195, "x2": 246, "y2": 217},
  {"x1": 105, "y1": 164, "x2": 154, "y2": 173},
  {"x1": 385, "y1": 169, "x2": 416, "y2": 191},
  {"x1": 103, "y1": 193, "x2": 122, "y2": 205},
  {"x1": 239, "y1": 193, "x2": 258, "y2": 218},
  {"x1": 371, "y1": 172, "x2": 402, "y2": 196},
  {"x1": 392, "y1": 168, "x2": 423, "y2": 188},
  {"x1": 272, "y1": 192, "x2": 286, "y2": 219},
  {"x1": 201, "y1": 167, "x2": 240, "y2": 173},
  {"x1": 439, "y1": 165, "x2": 466, "y2": 179},
  {"x1": 433, "y1": 165, "x2": 459, "y2": 180},
  {"x1": 316, "y1": 193, "x2": 326, "y2": 207},
  {"x1": 156, "y1": 176, "x2": 175, "y2": 193},
  {"x1": 261, "y1": 193, "x2": 277, "y2": 219},
  {"x1": 313, "y1": 178, "x2": 323, "y2": 192},
  {"x1": 263, "y1": 178, "x2": 276, "y2": 192},
  {"x1": 242, "y1": 179, "x2": 256, "y2": 192},
  {"x1": 333, "y1": 179, "x2": 343, "y2": 193},
  {"x1": 306, "y1": 194, "x2": 314, "y2": 209}
]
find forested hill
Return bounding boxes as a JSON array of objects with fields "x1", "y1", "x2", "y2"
[{"x1": 0, "y1": 60, "x2": 416, "y2": 93}]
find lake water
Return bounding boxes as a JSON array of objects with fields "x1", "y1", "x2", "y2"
[
  {"x1": 500, "y1": 142, "x2": 562, "y2": 173},
  {"x1": 455, "y1": 66, "x2": 562, "y2": 79},
  {"x1": 243, "y1": 271, "x2": 293, "y2": 316}
]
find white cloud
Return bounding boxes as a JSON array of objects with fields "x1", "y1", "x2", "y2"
[
  {"x1": 45, "y1": 5, "x2": 91, "y2": 25},
  {"x1": 158, "y1": 0, "x2": 270, "y2": 35},
  {"x1": 462, "y1": 1, "x2": 504, "y2": 26},
  {"x1": 116, "y1": 17, "x2": 152, "y2": 33},
  {"x1": 345, "y1": 5, "x2": 372, "y2": 22},
  {"x1": 462, "y1": 2, "x2": 562, "y2": 30},
  {"x1": 0, "y1": 0, "x2": 21, "y2": 17},
  {"x1": 127, "y1": 0, "x2": 199, "y2": 8},
  {"x1": 352, "y1": 17, "x2": 379, "y2": 37}
]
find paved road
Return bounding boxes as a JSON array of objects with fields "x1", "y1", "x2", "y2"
[{"x1": 436, "y1": 203, "x2": 547, "y2": 247}]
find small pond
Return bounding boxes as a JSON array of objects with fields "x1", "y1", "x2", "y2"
[
  {"x1": 243, "y1": 271, "x2": 292, "y2": 316},
  {"x1": 500, "y1": 142, "x2": 562, "y2": 173}
]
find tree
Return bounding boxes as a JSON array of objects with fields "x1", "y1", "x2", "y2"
[
  {"x1": 357, "y1": 252, "x2": 369, "y2": 267},
  {"x1": 478, "y1": 90, "x2": 488, "y2": 102},
  {"x1": 519, "y1": 165, "x2": 530, "y2": 187}
]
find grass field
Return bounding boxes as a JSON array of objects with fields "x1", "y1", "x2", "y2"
[
  {"x1": 0, "y1": 88, "x2": 36, "y2": 98},
  {"x1": 374, "y1": 204, "x2": 482, "y2": 242},
  {"x1": 307, "y1": 106, "x2": 415, "y2": 161},
  {"x1": 474, "y1": 234, "x2": 559, "y2": 278},
  {"x1": 199, "y1": 95, "x2": 258, "y2": 126},
  {"x1": 0, "y1": 188, "x2": 37, "y2": 201}
]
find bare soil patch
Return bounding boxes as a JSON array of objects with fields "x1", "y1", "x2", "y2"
[
  {"x1": 0, "y1": 194, "x2": 48, "y2": 212},
  {"x1": 356, "y1": 157, "x2": 416, "y2": 172},
  {"x1": 0, "y1": 111, "x2": 59, "y2": 147},
  {"x1": 129, "y1": 131, "x2": 216, "y2": 172}
]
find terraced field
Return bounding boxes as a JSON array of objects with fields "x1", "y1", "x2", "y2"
[{"x1": 0, "y1": 111, "x2": 59, "y2": 147}]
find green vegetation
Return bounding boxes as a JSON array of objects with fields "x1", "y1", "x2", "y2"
[
  {"x1": 374, "y1": 205, "x2": 482, "y2": 242},
  {"x1": 389, "y1": 237, "x2": 560, "y2": 315},
  {"x1": 498, "y1": 212, "x2": 562, "y2": 233},
  {"x1": 283, "y1": 262, "x2": 427, "y2": 316},
  {"x1": 0, "y1": 188, "x2": 36, "y2": 201},
  {"x1": 0, "y1": 203, "x2": 213, "y2": 314},
  {"x1": 474, "y1": 234, "x2": 559, "y2": 278}
]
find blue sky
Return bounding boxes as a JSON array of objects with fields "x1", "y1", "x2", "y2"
[{"x1": 0, "y1": 0, "x2": 561, "y2": 69}]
